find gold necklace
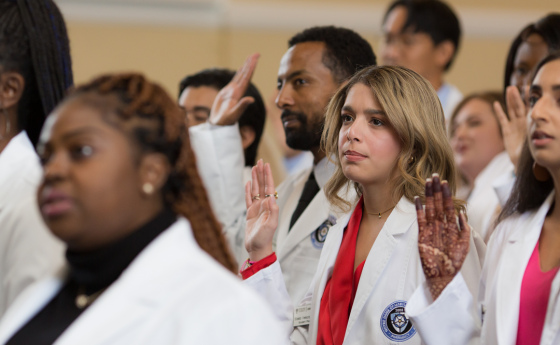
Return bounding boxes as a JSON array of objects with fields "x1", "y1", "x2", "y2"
[
  {"x1": 75, "y1": 287, "x2": 106, "y2": 309},
  {"x1": 366, "y1": 206, "x2": 395, "y2": 219}
]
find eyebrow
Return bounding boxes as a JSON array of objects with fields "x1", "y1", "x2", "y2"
[
  {"x1": 61, "y1": 127, "x2": 105, "y2": 141},
  {"x1": 342, "y1": 105, "x2": 386, "y2": 116},
  {"x1": 278, "y1": 70, "x2": 305, "y2": 82}
]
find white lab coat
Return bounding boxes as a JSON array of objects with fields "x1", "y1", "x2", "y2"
[
  {"x1": 0, "y1": 217, "x2": 285, "y2": 345},
  {"x1": 189, "y1": 123, "x2": 348, "y2": 307},
  {"x1": 466, "y1": 151, "x2": 514, "y2": 242},
  {"x1": 407, "y1": 192, "x2": 560, "y2": 345},
  {"x1": 0, "y1": 131, "x2": 64, "y2": 316},
  {"x1": 245, "y1": 196, "x2": 486, "y2": 344}
]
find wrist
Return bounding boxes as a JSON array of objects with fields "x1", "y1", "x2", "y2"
[
  {"x1": 248, "y1": 246, "x2": 273, "y2": 262},
  {"x1": 427, "y1": 276, "x2": 454, "y2": 300}
]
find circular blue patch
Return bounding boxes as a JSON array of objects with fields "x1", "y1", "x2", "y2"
[
  {"x1": 310, "y1": 216, "x2": 336, "y2": 249},
  {"x1": 380, "y1": 300, "x2": 416, "y2": 342}
]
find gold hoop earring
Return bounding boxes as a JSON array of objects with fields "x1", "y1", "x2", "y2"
[
  {"x1": 408, "y1": 156, "x2": 415, "y2": 164},
  {"x1": 0, "y1": 107, "x2": 11, "y2": 141},
  {"x1": 142, "y1": 183, "x2": 154, "y2": 195},
  {"x1": 533, "y1": 162, "x2": 551, "y2": 182}
]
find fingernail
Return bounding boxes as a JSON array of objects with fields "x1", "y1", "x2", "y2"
[
  {"x1": 414, "y1": 196, "x2": 422, "y2": 210},
  {"x1": 442, "y1": 182, "x2": 451, "y2": 198},
  {"x1": 425, "y1": 180, "x2": 433, "y2": 197},
  {"x1": 432, "y1": 173, "x2": 439, "y2": 177},
  {"x1": 433, "y1": 175, "x2": 441, "y2": 192}
]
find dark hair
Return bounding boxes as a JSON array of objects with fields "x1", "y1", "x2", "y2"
[
  {"x1": 0, "y1": 0, "x2": 73, "y2": 146},
  {"x1": 498, "y1": 52, "x2": 560, "y2": 223},
  {"x1": 384, "y1": 0, "x2": 461, "y2": 71},
  {"x1": 288, "y1": 26, "x2": 377, "y2": 83},
  {"x1": 178, "y1": 68, "x2": 266, "y2": 166},
  {"x1": 449, "y1": 91, "x2": 506, "y2": 138},
  {"x1": 503, "y1": 13, "x2": 560, "y2": 93},
  {"x1": 72, "y1": 73, "x2": 238, "y2": 273}
]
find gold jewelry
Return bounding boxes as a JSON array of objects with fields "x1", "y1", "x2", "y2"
[
  {"x1": 252, "y1": 194, "x2": 260, "y2": 200},
  {"x1": 366, "y1": 206, "x2": 395, "y2": 219},
  {"x1": 75, "y1": 287, "x2": 106, "y2": 309},
  {"x1": 408, "y1": 156, "x2": 415, "y2": 164},
  {"x1": 142, "y1": 183, "x2": 154, "y2": 195},
  {"x1": 264, "y1": 191, "x2": 279, "y2": 199}
]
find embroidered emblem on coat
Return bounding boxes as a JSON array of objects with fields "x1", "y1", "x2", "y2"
[
  {"x1": 310, "y1": 215, "x2": 336, "y2": 249},
  {"x1": 380, "y1": 300, "x2": 416, "y2": 342}
]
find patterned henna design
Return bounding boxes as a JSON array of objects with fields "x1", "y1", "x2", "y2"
[{"x1": 415, "y1": 175, "x2": 470, "y2": 300}]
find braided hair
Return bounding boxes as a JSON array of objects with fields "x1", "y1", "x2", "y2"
[
  {"x1": 71, "y1": 73, "x2": 237, "y2": 273},
  {"x1": 0, "y1": 0, "x2": 73, "y2": 145}
]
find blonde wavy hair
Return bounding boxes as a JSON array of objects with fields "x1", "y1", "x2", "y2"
[{"x1": 322, "y1": 66, "x2": 466, "y2": 214}]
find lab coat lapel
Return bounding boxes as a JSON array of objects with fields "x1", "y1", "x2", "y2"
[
  {"x1": 344, "y1": 197, "x2": 417, "y2": 340},
  {"x1": 496, "y1": 193, "x2": 553, "y2": 345},
  {"x1": 55, "y1": 219, "x2": 195, "y2": 345},
  {"x1": 278, "y1": 188, "x2": 330, "y2": 261},
  {"x1": 275, "y1": 169, "x2": 310, "y2": 251},
  {"x1": 308, "y1": 213, "x2": 351, "y2": 343},
  {"x1": 0, "y1": 273, "x2": 65, "y2": 344}
]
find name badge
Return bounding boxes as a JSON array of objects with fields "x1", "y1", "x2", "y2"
[{"x1": 293, "y1": 305, "x2": 312, "y2": 326}]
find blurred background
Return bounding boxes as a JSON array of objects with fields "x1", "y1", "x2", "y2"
[{"x1": 55, "y1": 0, "x2": 560, "y2": 183}]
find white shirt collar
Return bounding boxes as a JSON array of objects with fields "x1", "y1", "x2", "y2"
[{"x1": 313, "y1": 156, "x2": 336, "y2": 189}]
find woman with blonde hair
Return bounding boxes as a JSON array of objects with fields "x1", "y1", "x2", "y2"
[{"x1": 241, "y1": 65, "x2": 485, "y2": 344}]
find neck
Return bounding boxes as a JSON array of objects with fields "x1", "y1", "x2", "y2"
[
  {"x1": 310, "y1": 146, "x2": 326, "y2": 165},
  {"x1": 425, "y1": 72, "x2": 444, "y2": 92},
  {"x1": 361, "y1": 181, "x2": 395, "y2": 215}
]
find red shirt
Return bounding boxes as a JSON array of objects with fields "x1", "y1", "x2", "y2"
[
  {"x1": 317, "y1": 198, "x2": 365, "y2": 345},
  {"x1": 516, "y1": 241, "x2": 560, "y2": 345}
]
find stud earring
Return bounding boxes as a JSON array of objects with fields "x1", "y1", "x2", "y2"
[{"x1": 143, "y1": 183, "x2": 154, "y2": 195}]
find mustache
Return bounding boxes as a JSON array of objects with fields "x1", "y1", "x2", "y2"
[{"x1": 281, "y1": 110, "x2": 307, "y2": 124}]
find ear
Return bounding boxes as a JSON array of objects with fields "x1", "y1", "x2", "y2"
[
  {"x1": 239, "y1": 125, "x2": 256, "y2": 150},
  {"x1": 138, "y1": 153, "x2": 171, "y2": 196},
  {"x1": 0, "y1": 71, "x2": 25, "y2": 109},
  {"x1": 434, "y1": 40, "x2": 455, "y2": 71}
]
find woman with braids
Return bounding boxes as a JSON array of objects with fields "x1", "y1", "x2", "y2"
[
  {"x1": 239, "y1": 66, "x2": 484, "y2": 344},
  {"x1": 0, "y1": 0, "x2": 72, "y2": 316},
  {"x1": 0, "y1": 72, "x2": 283, "y2": 345},
  {"x1": 407, "y1": 53, "x2": 560, "y2": 344}
]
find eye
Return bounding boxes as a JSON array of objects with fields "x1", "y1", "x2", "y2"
[
  {"x1": 277, "y1": 80, "x2": 283, "y2": 90},
  {"x1": 39, "y1": 151, "x2": 52, "y2": 166},
  {"x1": 371, "y1": 118, "x2": 384, "y2": 126},
  {"x1": 70, "y1": 145, "x2": 94, "y2": 161},
  {"x1": 294, "y1": 78, "x2": 306, "y2": 86},
  {"x1": 529, "y1": 95, "x2": 539, "y2": 108},
  {"x1": 341, "y1": 114, "x2": 353, "y2": 124}
]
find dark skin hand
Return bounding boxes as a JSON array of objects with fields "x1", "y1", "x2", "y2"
[{"x1": 416, "y1": 174, "x2": 470, "y2": 300}]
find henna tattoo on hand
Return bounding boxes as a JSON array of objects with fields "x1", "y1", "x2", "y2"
[{"x1": 416, "y1": 174, "x2": 470, "y2": 300}]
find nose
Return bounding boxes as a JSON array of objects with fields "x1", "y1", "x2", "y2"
[
  {"x1": 43, "y1": 151, "x2": 68, "y2": 186},
  {"x1": 530, "y1": 94, "x2": 553, "y2": 126},
  {"x1": 381, "y1": 40, "x2": 400, "y2": 65},
  {"x1": 347, "y1": 118, "x2": 364, "y2": 142},
  {"x1": 276, "y1": 83, "x2": 294, "y2": 109}
]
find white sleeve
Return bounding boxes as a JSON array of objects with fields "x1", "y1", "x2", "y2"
[
  {"x1": 189, "y1": 123, "x2": 246, "y2": 229},
  {"x1": 0, "y1": 197, "x2": 65, "y2": 317},
  {"x1": 244, "y1": 261, "x2": 310, "y2": 345},
  {"x1": 407, "y1": 273, "x2": 481, "y2": 345}
]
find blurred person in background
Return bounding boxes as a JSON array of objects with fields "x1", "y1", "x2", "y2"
[
  {"x1": 0, "y1": 73, "x2": 284, "y2": 345},
  {"x1": 0, "y1": 0, "x2": 70, "y2": 316},
  {"x1": 494, "y1": 14, "x2": 560, "y2": 177},
  {"x1": 382, "y1": 0, "x2": 462, "y2": 120},
  {"x1": 449, "y1": 92, "x2": 512, "y2": 242}
]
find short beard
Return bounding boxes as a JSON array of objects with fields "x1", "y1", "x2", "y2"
[{"x1": 282, "y1": 110, "x2": 324, "y2": 151}]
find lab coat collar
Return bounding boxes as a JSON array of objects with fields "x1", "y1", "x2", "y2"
[
  {"x1": 313, "y1": 156, "x2": 335, "y2": 190},
  {"x1": 0, "y1": 218, "x2": 200, "y2": 344},
  {"x1": 496, "y1": 191, "x2": 554, "y2": 344},
  {"x1": 0, "y1": 131, "x2": 37, "y2": 187},
  {"x1": 471, "y1": 151, "x2": 513, "y2": 199}
]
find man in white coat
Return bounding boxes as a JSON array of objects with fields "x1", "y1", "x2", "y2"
[{"x1": 189, "y1": 27, "x2": 377, "y2": 308}]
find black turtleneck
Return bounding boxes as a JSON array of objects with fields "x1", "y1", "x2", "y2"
[{"x1": 6, "y1": 209, "x2": 177, "y2": 345}]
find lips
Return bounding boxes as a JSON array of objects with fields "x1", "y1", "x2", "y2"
[
  {"x1": 40, "y1": 188, "x2": 74, "y2": 218},
  {"x1": 343, "y1": 150, "x2": 367, "y2": 162},
  {"x1": 531, "y1": 130, "x2": 554, "y2": 147}
]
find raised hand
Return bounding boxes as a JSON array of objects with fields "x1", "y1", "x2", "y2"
[
  {"x1": 494, "y1": 85, "x2": 528, "y2": 171},
  {"x1": 416, "y1": 174, "x2": 470, "y2": 300},
  {"x1": 209, "y1": 53, "x2": 260, "y2": 126},
  {"x1": 245, "y1": 159, "x2": 279, "y2": 262}
]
